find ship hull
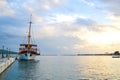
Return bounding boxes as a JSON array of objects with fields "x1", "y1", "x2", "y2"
[{"x1": 19, "y1": 53, "x2": 36, "y2": 60}]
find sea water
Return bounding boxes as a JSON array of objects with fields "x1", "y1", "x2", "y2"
[{"x1": 0, "y1": 56, "x2": 120, "y2": 80}]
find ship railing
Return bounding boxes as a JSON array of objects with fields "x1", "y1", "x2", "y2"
[
  {"x1": 19, "y1": 48, "x2": 37, "y2": 52},
  {"x1": 30, "y1": 48, "x2": 37, "y2": 52}
]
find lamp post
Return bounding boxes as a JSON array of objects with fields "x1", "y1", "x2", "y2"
[
  {"x1": 6, "y1": 48, "x2": 8, "y2": 57},
  {"x1": 2, "y1": 46, "x2": 4, "y2": 58}
]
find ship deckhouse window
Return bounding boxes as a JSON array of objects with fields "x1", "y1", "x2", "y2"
[
  {"x1": 25, "y1": 54, "x2": 27, "y2": 56},
  {"x1": 30, "y1": 54, "x2": 32, "y2": 56}
]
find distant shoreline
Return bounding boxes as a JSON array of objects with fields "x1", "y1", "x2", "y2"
[
  {"x1": 77, "y1": 54, "x2": 112, "y2": 56},
  {"x1": 41, "y1": 54, "x2": 113, "y2": 56}
]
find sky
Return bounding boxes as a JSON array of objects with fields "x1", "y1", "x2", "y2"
[{"x1": 0, "y1": 0, "x2": 120, "y2": 55}]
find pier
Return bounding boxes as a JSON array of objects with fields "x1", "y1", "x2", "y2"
[{"x1": 0, "y1": 57, "x2": 15, "y2": 74}]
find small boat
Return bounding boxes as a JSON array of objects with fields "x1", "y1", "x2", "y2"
[
  {"x1": 112, "y1": 51, "x2": 120, "y2": 58},
  {"x1": 112, "y1": 55, "x2": 120, "y2": 58},
  {"x1": 18, "y1": 15, "x2": 40, "y2": 60}
]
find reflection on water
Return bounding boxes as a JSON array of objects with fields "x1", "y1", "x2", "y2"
[
  {"x1": 0, "y1": 56, "x2": 120, "y2": 80},
  {"x1": 18, "y1": 60, "x2": 39, "y2": 80}
]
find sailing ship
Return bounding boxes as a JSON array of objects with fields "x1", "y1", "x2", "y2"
[{"x1": 18, "y1": 16, "x2": 40, "y2": 60}]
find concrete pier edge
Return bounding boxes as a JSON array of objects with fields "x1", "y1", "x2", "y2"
[{"x1": 0, "y1": 57, "x2": 15, "y2": 74}]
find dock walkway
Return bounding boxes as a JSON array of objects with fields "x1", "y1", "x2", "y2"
[{"x1": 0, "y1": 57, "x2": 15, "y2": 74}]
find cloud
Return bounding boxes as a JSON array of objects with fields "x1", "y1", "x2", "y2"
[
  {"x1": 106, "y1": 14, "x2": 120, "y2": 28},
  {"x1": 0, "y1": 0, "x2": 68, "y2": 22},
  {"x1": 79, "y1": 0, "x2": 95, "y2": 6},
  {"x1": 0, "y1": 16, "x2": 26, "y2": 27},
  {"x1": 42, "y1": 4, "x2": 51, "y2": 11},
  {"x1": 54, "y1": 16, "x2": 120, "y2": 54},
  {"x1": 33, "y1": 14, "x2": 96, "y2": 38},
  {"x1": 30, "y1": 14, "x2": 119, "y2": 54},
  {"x1": 70, "y1": 26, "x2": 120, "y2": 54},
  {"x1": 0, "y1": 0, "x2": 6, "y2": 7},
  {"x1": 20, "y1": 0, "x2": 68, "y2": 23},
  {"x1": 100, "y1": 0, "x2": 120, "y2": 15},
  {"x1": 33, "y1": 25, "x2": 60, "y2": 38},
  {"x1": 0, "y1": 0, "x2": 14, "y2": 16},
  {"x1": 46, "y1": 13, "x2": 88, "y2": 23}
]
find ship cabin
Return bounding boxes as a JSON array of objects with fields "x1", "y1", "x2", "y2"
[{"x1": 19, "y1": 44, "x2": 40, "y2": 55}]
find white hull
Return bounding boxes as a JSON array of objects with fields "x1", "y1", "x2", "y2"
[
  {"x1": 112, "y1": 55, "x2": 120, "y2": 58},
  {"x1": 19, "y1": 53, "x2": 36, "y2": 60}
]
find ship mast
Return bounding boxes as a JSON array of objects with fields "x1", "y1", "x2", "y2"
[{"x1": 28, "y1": 15, "x2": 32, "y2": 49}]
